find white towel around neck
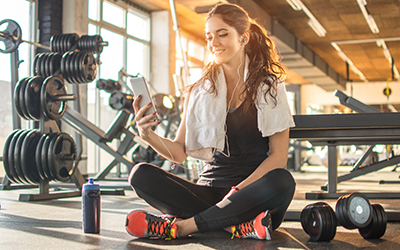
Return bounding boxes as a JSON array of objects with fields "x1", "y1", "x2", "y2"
[{"x1": 185, "y1": 56, "x2": 295, "y2": 162}]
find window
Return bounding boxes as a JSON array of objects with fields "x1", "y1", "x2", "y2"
[
  {"x1": 0, "y1": 0, "x2": 35, "y2": 178},
  {"x1": 87, "y1": 0, "x2": 150, "y2": 174},
  {"x1": 175, "y1": 34, "x2": 206, "y2": 87},
  {"x1": 0, "y1": 0, "x2": 35, "y2": 82}
]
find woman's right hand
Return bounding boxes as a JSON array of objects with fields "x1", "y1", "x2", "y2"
[{"x1": 132, "y1": 95, "x2": 160, "y2": 139}]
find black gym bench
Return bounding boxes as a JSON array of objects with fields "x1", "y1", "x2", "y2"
[{"x1": 290, "y1": 112, "x2": 400, "y2": 199}]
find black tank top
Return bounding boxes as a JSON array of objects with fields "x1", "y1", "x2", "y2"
[{"x1": 197, "y1": 103, "x2": 270, "y2": 188}]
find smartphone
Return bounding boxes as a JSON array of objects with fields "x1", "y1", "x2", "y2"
[{"x1": 129, "y1": 76, "x2": 158, "y2": 122}]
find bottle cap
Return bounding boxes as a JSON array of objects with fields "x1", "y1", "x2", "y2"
[{"x1": 83, "y1": 178, "x2": 100, "y2": 191}]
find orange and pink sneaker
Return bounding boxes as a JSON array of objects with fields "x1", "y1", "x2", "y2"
[
  {"x1": 125, "y1": 209, "x2": 179, "y2": 240},
  {"x1": 231, "y1": 210, "x2": 272, "y2": 240}
]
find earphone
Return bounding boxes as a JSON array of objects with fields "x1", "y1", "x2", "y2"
[{"x1": 243, "y1": 38, "x2": 245, "y2": 43}]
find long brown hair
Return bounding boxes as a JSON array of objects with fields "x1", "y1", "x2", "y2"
[{"x1": 187, "y1": 3, "x2": 286, "y2": 110}]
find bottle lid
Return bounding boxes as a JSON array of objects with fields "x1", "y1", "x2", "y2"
[{"x1": 83, "y1": 178, "x2": 100, "y2": 190}]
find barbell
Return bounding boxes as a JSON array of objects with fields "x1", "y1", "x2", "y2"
[
  {"x1": 0, "y1": 19, "x2": 50, "y2": 53},
  {"x1": 0, "y1": 19, "x2": 108, "y2": 54},
  {"x1": 14, "y1": 76, "x2": 76, "y2": 120}
]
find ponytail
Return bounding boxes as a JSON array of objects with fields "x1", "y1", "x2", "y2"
[{"x1": 242, "y1": 22, "x2": 286, "y2": 110}]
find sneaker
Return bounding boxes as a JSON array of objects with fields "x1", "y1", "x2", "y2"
[
  {"x1": 231, "y1": 210, "x2": 272, "y2": 240},
  {"x1": 125, "y1": 209, "x2": 178, "y2": 239}
]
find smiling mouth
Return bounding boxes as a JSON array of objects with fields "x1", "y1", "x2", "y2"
[{"x1": 213, "y1": 50, "x2": 224, "y2": 56}]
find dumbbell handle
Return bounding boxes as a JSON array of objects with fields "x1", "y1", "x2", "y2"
[
  {"x1": 61, "y1": 155, "x2": 76, "y2": 161},
  {"x1": 98, "y1": 41, "x2": 109, "y2": 46},
  {"x1": 52, "y1": 94, "x2": 77, "y2": 102}
]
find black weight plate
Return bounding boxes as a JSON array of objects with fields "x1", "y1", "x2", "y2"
[
  {"x1": 71, "y1": 33, "x2": 79, "y2": 50},
  {"x1": 20, "y1": 130, "x2": 42, "y2": 183},
  {"x1": 65, "y1": 34, "x2": 72, "y2": 51},
  {"x1": 59, "y1": 34, "x2": 66, "y2": 53},
  {"x1": 62, "y1": 34, "x2": 69, "y2": 53},
  {"x1": 326, "y1": 204, "x2": 337, "y2": 240},
  {"x1": 347, "y1": 193, "x2": 372, "y2": 228},
  {"x1": 60, "y1": 34, "x2": 67, "y2": 53},
  {"x1": 19, "y1": 76, "x2": 35, "y2": 120},
  {"x1": 50, "y1": 35, "x2": 57, "y2": 52},
  {"x1": 46, "y1": 53, "x2": 54, "y2": 77},
  {"x1": 320, "y1": 205, "x2": 336, "y2": 242},
  {"x1": 373, "y1": 204, "x2": 387, "y2": 238},
  {"x1": 341, "y1": 195, "x2": 355, "y2": 229},
  {"x1": 45, "y1": 53, "x2": 52, "y2": 77},
  {"x1": 63, "y1": 51, "x2": 73, "y2": 83},
  {"x1": 68, "y1": 52, "x2": 79, "y2": 83},
  {"x1": 55, "y1": 34, "x2": 62, "y2": 53},
  {"x1": 359, "y1": 204, "x2": 387, "y2": 239},
  {"x1": 2, "y1": 129, "x2": 20, "y2": 183},
  {"x1": 310, "y1": 206, "x2": 331, "y2": 241},
  {"x1": 74, "y1": 52, "x2": 86, "y2": 83},
  {"x1": 77, "y1": 35, "x2": 86, "y2": 51},
  {"x1": 13, "y1": 130, "x2": 32, "y2": 184},
  {"x1": 7, "y1": 129, "x2": 26, "y2": 183},
  {"x1": 69, "y1": 52, "x2": 83, "y2": 83},
  {"x1": 38, "y1": 53, "x2": 47, "y2": 77},
  {"x1": 41, "y1": 76, "x2": 67, "y2": 120},
  {"x1": 0, "y1": 19, "x2": 22, "y2": 53},
  {"x1": 300, "y1": 202, "x2": 328, "y2": 235},
  {"x1": 51, "y1": 52, "x2": 62, "y2": 76},
  {"x1": 68, "y1": 33, "x2": 79, "y2": 51},
  {"x1": 47, "y1": 53, "x2": 54, "y2": 76},
  {"x1": 14, "y1": 77, "x2": 30, "y2": 119},
  {"x1": 307, "y1": 206, "x2": 324, "y2": 241},
  {"x1": 35, "y1": 133, "x2": 47, "y2": 180},
  {"x1": 60, "y1": 51, "x2": 68, "y2": 80},
  {"x1": 81, "y1": 52, "x2": 97, "y2": 83},
  {"x1": 41, "y1": 133, "x2": 58, "y2": 181},
  {"x1": 41, "y1": 53, "x2": 48, "y2": 77},
  {"x1": 48, "y1": 132, "x2": 77, "y2": 182},
  {"x1": 33, "y1": 53, "x2": 42, "y2": 76},
  {"x1": 25, "y1": 76, "x2": 44, "y2": 120},
  {"x1": 78, "y1": 51, "x2": 90, "y2": 83},
  {"x1": 95, "y1": 35, "x2": 104, "y2": 54},
  {"x1": 336, "y1": 195, "x2": 351, "y2": 229}
]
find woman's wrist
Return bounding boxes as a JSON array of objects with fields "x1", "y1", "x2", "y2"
[{"x1": 231, "y1": 186, "x2": 239, "y2": 191}]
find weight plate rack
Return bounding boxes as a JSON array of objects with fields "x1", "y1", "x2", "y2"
[
  {"x1": 3, "y1": 129, "x2": 77, "y2": 184},
  {"x1": 1, "y1": 19, "x2": 127, "y2": 200}
]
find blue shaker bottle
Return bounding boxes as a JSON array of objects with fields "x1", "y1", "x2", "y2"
[{"x1": 82, "y1": 178, "x2": 100, "y2": 233}]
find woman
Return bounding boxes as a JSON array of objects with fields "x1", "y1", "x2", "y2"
[{"x1": 126, "y1": 3, "x2": 296, "y2": 240}]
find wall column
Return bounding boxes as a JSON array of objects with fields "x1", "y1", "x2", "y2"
[{"x1": 150, "y1": 10, "x2": 176, "y2": 95}]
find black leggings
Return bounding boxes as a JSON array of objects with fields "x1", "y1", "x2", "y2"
[{"x1": 129, "y1": 163, "x2": 296, "y2": 233}]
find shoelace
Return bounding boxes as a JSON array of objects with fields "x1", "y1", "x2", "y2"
[
  {"x1": 232, "y1": 220, "x2": 255, "y2": 239},
  {"x1": 147, "y1": 215, "x2": 177, "y2": 239}
]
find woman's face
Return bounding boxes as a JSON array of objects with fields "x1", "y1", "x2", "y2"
[{"x1": 205, "y1": 16, "x2": 243, "y2": 66}]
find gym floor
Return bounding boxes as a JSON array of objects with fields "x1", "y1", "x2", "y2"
[{"x1": 1, "y1": 166, "x2": 400, "y2": 250}]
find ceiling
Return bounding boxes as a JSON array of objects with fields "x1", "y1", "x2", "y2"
[{"x1": 126, "y1": 0, "x2": 400, "y2": 89}]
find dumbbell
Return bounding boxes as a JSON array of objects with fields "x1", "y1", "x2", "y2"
[
  {"x1": 301, "y1": 193, "x2": 387, "y2": 241},
  {"x1": 300, "y1": 202, "x2": 337, "y2": 241}
]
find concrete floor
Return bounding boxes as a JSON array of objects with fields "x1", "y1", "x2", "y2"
[{"x1": 1, "y1": 166, "x2": 400, "y2": 250}]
